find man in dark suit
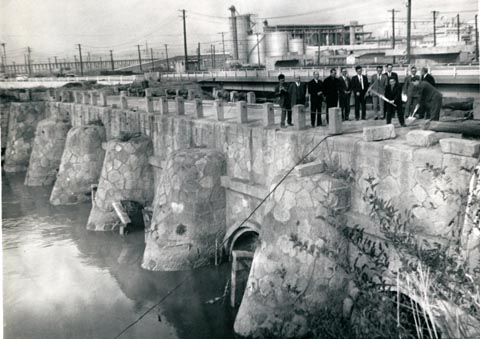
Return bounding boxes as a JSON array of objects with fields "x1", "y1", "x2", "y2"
[
  {"x1": 338, "y1": 68, "x2": 351, "y2": 121},
  {"x1": 307, "y1": 71, "x2": 324, "y2": 127},
  {"x1": 403, "y1": 67, "x2": 423, "y2": 118},
  {"x1": 322, "y1": 68, "x2": 339, "y2": 124},
  {"x1": 288, "y1": 76, "x2": 307, "y2": 127},
  {"x1": 385, "y1": 77, "x2": 405, "y2": 126},
  {"x1": 421, "y1": 67, "x2": 436, "y2": 87},
  {"x1": 412, "y1": 77, "x2": 442, "y2": 121},
  {"x1": 385, "y1": 63, "x2": 398, "y2": 82},
  {"x1": 351, "y1": 65, "x2": 369, "y2": 120},
  {"x1": 274, "y1": 74, "x2": 291, "y2": 128}
]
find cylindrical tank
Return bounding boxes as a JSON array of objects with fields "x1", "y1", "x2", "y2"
[
  {"x1": 236, "y1": 14, "x2": 251, "y2": 64},
  {"x1": 265, "y1": 32, "x2": 289, "y2": 57},
  {"x1": 247, "y1": 34, "x2": 266, "y2": 64},
  {"x1": 289, "y1": 38, "x2": 305, "y2": 55}
]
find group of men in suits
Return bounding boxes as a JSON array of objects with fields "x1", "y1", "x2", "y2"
[{"x1": 275, "y1": 63, "x2": 441, "y2": 128}]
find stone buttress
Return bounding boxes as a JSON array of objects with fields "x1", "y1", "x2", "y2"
[
  {"x1": 50, "y1": 124, "x2": 106, "y2": 205},
  {"x1": 142, "y1": 148, "x2": 226, "y2": 271},
  {"x1": 234, "y1": 172, "x2": 351, "y2": 338},
  {"x1": 4, "y1": 102, "x2": 45, "y2": 172},
  {"x1": 86, "y1": 136, "x2": 154, "y2": 231},
  {"x1": 24, "y1": 118, "x2": 71, "y2": 186}
]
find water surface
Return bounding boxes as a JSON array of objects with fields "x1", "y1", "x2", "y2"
[{"x1": 2, "y1": 172, "x2": 235, "y2": 339}]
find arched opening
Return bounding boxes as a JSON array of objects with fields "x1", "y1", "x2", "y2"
[{"x1": 224, "y1": 221, "x2": 261, "y2": 307}]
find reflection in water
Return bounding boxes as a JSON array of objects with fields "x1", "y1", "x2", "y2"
[{"x1": 3, "y1": 173, "x2": 236, "y2": 339}]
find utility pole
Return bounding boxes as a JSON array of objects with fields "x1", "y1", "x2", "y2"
[
  {"x1": 150, "y1": 48, "x2": 154, "y2": 71},
  {"x1": 54, "y1": 56, "x2": 58, "y2": 68},
  {"x1": 387, "y1": 9, "x2": 399, "y2": 63},
  {"x1": 475, "y1": 14, "x2": 479, "y2": 62},
  {"x1": 136, "y1": 45, "x2": 143, "y2": 71},
  {"x1": 317, "y1": 30, "x2": 321, "y2": 65},
  {"x1": 255, "y1": 33, "x2": 261, "y2": 65},
  {"x1": 12, "y1": 61, "x2": 16, "y2": 75},
  {"x1": 432, "y1": 11, "x2": 438, "y2": 47},
  {"x1": 406, "y1": 0, "x2": 412, "y2": 64},
  {"x1": 218, "y1": 32, "x2": 227, "y2": 68},
  {"x1": 211, "y1": 45, "x2": 214, "y2": 68},
  {"x1": 181, "y1": 9, "x2": 188, "y2": 72},
  {"x1": 48, "y1": 57, "x2": 52, "y2": 74},
  {"x1": 24, "y1": 54, "x2": 28, "y2": 74},
  {"x1": 457, "y1": 14, "x2": 460, "y2": 42},
  {"x1": 110, "y1": 50, "x2": 115, "y2": 71},
  {"x1": 74, "y1": 55, "x2": 78, "y2": 73},
  {"x1": 213, "y1": 45, "x2": 216, "y2": 69},
  {"x1": 27, "y1": 46, "x2": 32, "y2": 77},
  {"x1": 164, "y1": 44, "x2": 169, "y2": 71},
  {"x1": 1, "y1": 43, "x2": 6, "y2": 73},
  {"x1": 197, "y1": 42, "x2": 201, "y2": 71},
  {"x1": 77, "y1": 44, "x2": 84, "y2": 76}
]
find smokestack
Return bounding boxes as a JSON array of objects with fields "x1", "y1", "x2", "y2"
[{"x1": 229, "y1": 6, "x2": 239, "y2": 60}]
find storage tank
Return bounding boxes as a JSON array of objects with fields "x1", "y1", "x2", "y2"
[
  {"x1": 289, "y1": 38, "x2": 305, "y2": 55},
  {"x1": 247, "y1": 34, "x2": 266, "y2": 64},
  {"x1": 236, "y1": 14, "x2": 252, "y2": 64},
  {"x1": 265, "y1": 32, "x2": 289, "y2": 57}
]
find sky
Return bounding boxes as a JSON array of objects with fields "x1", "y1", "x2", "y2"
[{"x1": 0, "y1": 0, "x2": 478, "y2": 64}]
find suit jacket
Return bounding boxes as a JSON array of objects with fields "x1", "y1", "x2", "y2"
[
  {"x1": 288, "y1": 82, "x2": 307, "y2": 106},
  {"x1": 337, "y1": 75, "x2": 351, "y2": 96},
  {"x1": 402, "y1": 75, "x2": 417, "y2": 96},
  {"x1": 307, "y1": 79, "x2": 324, "y2": 104},
  {"x1": 385, "y1": 71, "x2": 399, "y2": 83},
  {"x1": 417, "y1": 81, "x2": 442, "y2": 106},
  {"x1": 422, "y1": 73, "x2": 436, "y2": 87},
  {"x1": 370, "y1": 73, "x2": 387, "y2": 94},
  {"x1": 351, "y1": 74, "x2": 369, "y2": 96},
  {"x1": 385, "y1": 83, "x2": 403, "y2": 106},
  {"x1": 323, "y1": 76, "x2": 339, "y2": 99},
  {"x1": 274, "y1": 83, "x2": 291, "y2": 109}
]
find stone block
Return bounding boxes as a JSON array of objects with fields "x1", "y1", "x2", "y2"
[
  {"x1": 363, "y1": 124, "x2": 396, "y2": 142},
  {"x1": 263, "y1": 103, "x2": 275, "y2": 127},
  {"x1": 175, "y1": 96, "x2": 185, "y2": 115},
  {"x1": 73, "y1": 91, "x2": 81, "y2": 104},
  {"x1": 230, "y1": 91, "x2": 238, "y2": 102},
  {"x1": 146, "y1": 96, "x2": 154, "y2": 113},
  {"x1": 160, "y1": 97, "x2": 168, "y2": 114},
  {"x1": 187, "y1": 89, "x2": 195, "y2": 100},
  {"x1": 220, "y1": 176, "x2": 268, "y2": 200},
  {"x1": 90, "y1": 92, "x2": 97, "y2": 106},
  {"x1": 81, "y1": 92, "x2": 89, "y2": 105},
  {"x1": 144, "y1": 88, "x2": 152, "y2": 97},
  {"x1": 328, "y1": 107, "x2": 342, "y2": 135},
  {"x1": 294, "y1": 161, "x2": 325, "y2": 177},
  {"x1": 99, "y1": 92, "x2": 107, "y2": 107},
  {"x1": 236, "y1": 101, "x2": 247, "y2": 123},
  {"x1": 247, "y1": 92, "x2": 256, "y2": 104},
  {"x1": 406, "y1": 130, "x2": 461, "y2": 147},
  {"x1": 474, "y1": 99, "x2": 480, "y2": 120},
  {"x1": 439, "y1": 138, "x2": 480, "y2": 158},
  {"x1": 214, "y1": 99, "x2": 224, "y2": 121},
  {"x1": 292, "y1": 105, "x2": 307, "y2": 130},
  {"x1": 193, "y1": 99, "x2": 204, "y2": 118},
  {"x1": 54, "y1": 90, "x2": 61, "y2": 101},
  {"x1": 406, "y1": 130, "x2": 437, "y2": 147}
]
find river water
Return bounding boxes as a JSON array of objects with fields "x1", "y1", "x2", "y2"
[{"x1": 2, "y1": 172, "x2": 236, "y2": 339}]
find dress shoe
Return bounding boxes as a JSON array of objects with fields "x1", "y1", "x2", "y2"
[{"x1": 288, "y1": 123, "x2": 294, "y2": 126}]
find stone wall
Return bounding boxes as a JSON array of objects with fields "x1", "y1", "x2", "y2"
[
  {"x1": 4, "y1": 102, "x2": 46, "y2": 172},
  {"x1": 142, "y1": 148, "x2": 226, "y2": 271},
  {"x1": 24, "y1": 118, "x2": 71, "y2": 186},
  {"x1": 1, "y1": 102, "x2": 10, "y2": 149},
  {"x1": 50, "y1": 125, "x2": 106, "y2": 205}
]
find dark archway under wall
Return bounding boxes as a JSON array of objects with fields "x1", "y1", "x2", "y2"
[{"x1": 223, "y1": 220, "x2": 261, "y2": 257}]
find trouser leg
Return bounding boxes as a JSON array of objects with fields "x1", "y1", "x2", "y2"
[
  {"x1": 361, "y1": 95, "x2": 366, "y2": 119},
  {"x1": 281, "y1": 108, "x2": 286, "y2": 125},
  {"x1": 386, "y1": 105, "x2": 393, "y2": 124},
  {"x1": 372, "y1": 96, "x2": 378, "y2": 117},
  {"x1": 397, "y1": 104, "x2": 405, "y2": 125},
  {"x1": 431, "y1": 96, "x2": 442, "y2": 121},
  {"x1": 287, "y1": 109, "x2": 292, "y2": 124},
  {"x1": 354, "y1": 96, "x2": 360, "y2": 120}
]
